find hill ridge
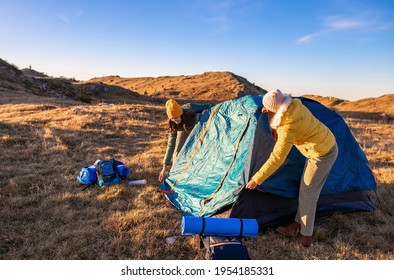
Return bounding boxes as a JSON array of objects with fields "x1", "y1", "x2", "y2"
[
  {"x1": 86, "y1": 71, "x2": 267, "y2": 102},
  {"x1": 304, "y1": 94, "x2": 394, "y2": 117},
  {"x1": 1, "y1": 57, "x2": 393, "y2": 116},
  {"x1": 0, "y1": 58, "x2": 142, "y2": 104}
]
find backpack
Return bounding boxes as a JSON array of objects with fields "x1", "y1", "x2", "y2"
[
  {"x1": 96, "y1": 159, "x2": 121, "y2": 187},
  {"x1": 77, "y1": 159, "x2": 130, "y2": 188},
  {"x1": 201, "y1": 236, "x2": 250, "y2": 260}
]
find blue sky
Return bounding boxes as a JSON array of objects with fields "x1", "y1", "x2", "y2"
[{"x1": 1, "y1": 0, "x2": 393, "y2": 100}]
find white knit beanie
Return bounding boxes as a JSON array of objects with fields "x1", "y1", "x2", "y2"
[{"x1": 263, "y1": 89, "x2": 285, "y2": 113}]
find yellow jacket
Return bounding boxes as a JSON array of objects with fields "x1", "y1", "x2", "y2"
[{"x1": 251, "y1": 98, "x2": 336, "y2": 185}]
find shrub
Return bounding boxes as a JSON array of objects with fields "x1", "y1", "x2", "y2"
[{"x1": 76, "y1": 94, "x2": 92, "y2": 104}]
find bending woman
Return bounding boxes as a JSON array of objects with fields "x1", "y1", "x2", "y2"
[
  {"x1": 245, "y1": 89, "x2": 338, "y2": 247},
  {"x1": 158, "y1": 99, "x2": 213, "y2": 182}
]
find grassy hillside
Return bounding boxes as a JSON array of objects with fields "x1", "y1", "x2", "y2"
[
  {"x1": 0, "y1": 58, "x2": 393, "y2": 259},
  {"x1": 1, "y1": 89, "x2": 393, "y2": 260},
  {"x1": 0, "y1": 58, "x2": 143, "y2": 105}
]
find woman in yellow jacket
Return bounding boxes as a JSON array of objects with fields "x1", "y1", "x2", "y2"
[{"x1": 245, "y1": 89, "x2": 338, "y2": 247}]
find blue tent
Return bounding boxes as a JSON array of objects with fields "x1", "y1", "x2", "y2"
[{"x1": 161, "y1": 95, "x2": 376, "y2": 229}]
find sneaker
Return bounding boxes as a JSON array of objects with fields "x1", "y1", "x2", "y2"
[{"x1": 276, "y1": 222, "x2": 300, "y2": 237}]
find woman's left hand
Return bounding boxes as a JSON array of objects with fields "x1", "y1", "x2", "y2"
[{"x1": 245, "y1": 180, "x2": 258, "y2": 189}]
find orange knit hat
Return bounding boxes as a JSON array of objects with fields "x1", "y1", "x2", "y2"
[{"x1": 165, "y1": 99, "x2": 183, "y2": 119}]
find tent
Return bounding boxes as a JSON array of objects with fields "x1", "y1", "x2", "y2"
[{"x1": 160, "y1": 95, "x2": 376, "y2": 230}]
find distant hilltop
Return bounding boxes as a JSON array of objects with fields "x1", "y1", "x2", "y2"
[
  {"x1": 86, "y1": 71, "x2": 267, "y2": 102},
  {"x1": 1, "y1": 57, "x2": 392, "y2": 118},
  {"x1": 21, "y1": 67, "x2": 48, "y2": 78},
  {"x1": 304, "y1": 94, "x2": 393, "y2": 119},
  {"x1": 1, "y1": 58, "x2": 266, "y2": 103}
]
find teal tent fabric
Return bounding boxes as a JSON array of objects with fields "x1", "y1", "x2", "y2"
[
  {"x1": 161, "y1": 95, "x2": 376, "y2": 222},
  {"x1": 161, "y1": 95, "x2": 262, "y2": 216}
]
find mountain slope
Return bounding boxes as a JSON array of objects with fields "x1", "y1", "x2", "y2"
[
  {"x1": 86, "y1": 71, "x2": 267, "y2": 102},
  {"x1": 0, "y1": 58, "x2": 141, "y2": 104}
]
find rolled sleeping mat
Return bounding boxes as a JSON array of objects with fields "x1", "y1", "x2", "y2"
[
  {"x1": 117, "y1": 164, "x2": 130, "y2": 178},
  {"x1": 84, "y1": 163, "x2": 130, "y2": 178},
  {"x1": 181, "y1": 216, "x2": 258, "y2": 237},
  {"x1": 94, "y1": 159, "x2": 130, "y2": 178}
]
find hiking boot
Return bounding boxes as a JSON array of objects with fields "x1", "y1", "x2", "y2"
[
  {"x1": 276, "y1": 222, "x2": 300, "y2": 237},
  {"x1": 292, "y1": 234, "x2": 313, "y2": 248}
]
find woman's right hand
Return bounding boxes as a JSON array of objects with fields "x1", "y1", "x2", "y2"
[
  {"x1": 158, "y1": 165, "x2": 170, "y2": 182},
  {"x1": 245, "y1": 180, "x2": 258, "y2": 190}
]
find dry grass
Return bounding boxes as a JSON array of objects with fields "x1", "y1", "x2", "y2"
[{"x1": 0, "y1": 89, "x2": 393, "y2": 260}]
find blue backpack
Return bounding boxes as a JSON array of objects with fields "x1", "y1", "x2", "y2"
[
  {"x1": 77, "y1": 159, "x2": 130, "y2": 187},
  {"x1": 96, "y1": 159, "x2": 121, "y2": 187}
]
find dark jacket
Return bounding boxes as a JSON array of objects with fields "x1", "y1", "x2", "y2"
[{"x1": 163, "y1": 103, "x2": 213, "y2": 165}]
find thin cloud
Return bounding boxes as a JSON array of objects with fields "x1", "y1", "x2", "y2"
[
  {"x1": 296, "y1": 34, "x2": 315, "y2": 45},
  {"x1": 57, "y1": 14, "x2": 70, "y2": 23},
  {"x1": 207, "y1": 0, "x2": 236, "y2": 33},
  {"x1": 324, "y1": 16, "x2": 369, "y2": 30},
  {"x1": 212, "y1": 0, "x2": 234, "y2": 11},
  {"x1": 196, "y1": 0, "x2": 257, "y2": 34},
  {"x1": 57, "y1": 10, "x2": 83, "y2": 23},
  {"x1": 296, "y1": 15, "x2": 383, "y2": 45}
]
